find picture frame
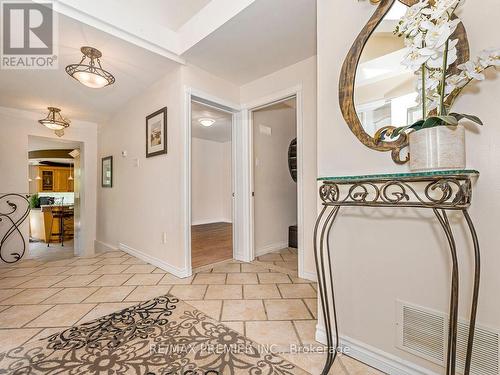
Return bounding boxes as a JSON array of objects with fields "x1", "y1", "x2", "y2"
[
  {"x1": 146, "y1": 107, "x2": 168, "y2": 158},
  {"x1": 101, "y1": 156, "x2": 113, "y2": 188}
]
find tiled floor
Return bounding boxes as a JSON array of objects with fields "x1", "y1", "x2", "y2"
[
  {"x1": 255, "y1": 247, "x2": 299, "y2": 274},
  {"x1": 0, "y1": 247, "x2": 382, "y2": 374}
]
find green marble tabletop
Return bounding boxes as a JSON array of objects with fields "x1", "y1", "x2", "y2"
[{"x1": 318, "y1": 169, "x2": 479, "y2": 182}]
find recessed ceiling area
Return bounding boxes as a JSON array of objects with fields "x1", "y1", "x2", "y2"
[
  {"x1": 182, "y1": 0, "x2": 317, "y2": 84},
  {"x1": 191, "y1": 101, "x2": 232, "y2": 143},
  {"x1": 0, "y1": 13, "x2": 180, "y2": 124},
  {"x1": 28, "y1": 135, "x2": 81, "y2": 152}
]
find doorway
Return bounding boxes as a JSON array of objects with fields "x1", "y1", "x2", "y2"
[
  {"x1": 190, "y1": 99, "x2": 234, "y2": 269},
  {"x1": 27, "y1": 136, "x2": 82, "y2": 260},
  {"x1": 251, "y1": 97, "x2": 298, "y2": 272}
]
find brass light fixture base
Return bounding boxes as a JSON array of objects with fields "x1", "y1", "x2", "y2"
[{"x1": 80, "y1": 46, "x2": 102, "y2": 59}]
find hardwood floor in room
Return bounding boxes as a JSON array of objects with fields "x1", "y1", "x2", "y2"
[{"x1": 191, "y1": 222, "x2": 232, "y2": 268}]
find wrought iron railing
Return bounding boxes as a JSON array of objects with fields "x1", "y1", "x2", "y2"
[{"x1": 0, "y1": 193, "x2": 30, "y2": 263}]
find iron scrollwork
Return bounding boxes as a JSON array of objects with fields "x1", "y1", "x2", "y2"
[
  {"x1": 0, "y1": 193, "x2": 30, "y2": 263},
  {"x1": 319, "y1": 176, "x2": 473, "y2": 209}
]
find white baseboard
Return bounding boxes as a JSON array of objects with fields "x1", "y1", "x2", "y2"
[
  {"x1": 118, "y1": 243, "x2": 190, "y2": 278},
  {"x1": 191, "y1": 218, "x2": 232, "y2": 226},
  {"x1": 255, "y1": 241, "x2": 288, "y2": 257},
  {"x1": 94, "y1": 240, "x2": 118, "y2": 252},
  {"x1": 315, "y1": 325, "x2": 438, "y2": 375},
  {"x1": 299, "y1": 269, "x2": 317, "y2": 282}
]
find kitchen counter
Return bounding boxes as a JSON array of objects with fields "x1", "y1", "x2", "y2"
[{"x1": 29, "y1": 205, "x2": 74, "y2": 243}]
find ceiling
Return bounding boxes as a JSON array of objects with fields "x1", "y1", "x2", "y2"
[
  {"x1": 124, "y1": 0, "x2": 211, "y2": 31},
  {"x1": 28, "y1": 135, "x2": 81, "y2": 152},
  {"x1": 182, "y1": 0, "x2": 317, "y2": 84},
  {"x1": 0, "y1": 13, "x2": 179, "y2": 123},
  {"x1": 191, "y1": 101, "x2": 232, "y2": 142}
]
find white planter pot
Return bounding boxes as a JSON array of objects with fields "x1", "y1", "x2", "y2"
[{"x1": 409, "y1": 125, "x2": 466, "y2": 172}]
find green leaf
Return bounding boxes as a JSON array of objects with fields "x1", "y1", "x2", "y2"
[
  {"x1": 449, "y1": 113, "x2": 484, "y2": 125},
  {"x1": 421, "y1": 116, "x2": 458, "y2": 129}
]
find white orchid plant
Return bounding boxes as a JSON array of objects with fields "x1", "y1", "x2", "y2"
[{"x1": 381, "y1": 0, "x2": 499, "y2": 140}]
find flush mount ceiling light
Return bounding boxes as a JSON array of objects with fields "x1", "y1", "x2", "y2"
[
  {"x1": 38, "y1": 107, "x2": 70, "y2": 138},
  {"x1": 198, "y1": 118, "x2": 215, "y2": 127},
  {"x1": 65, "y1": 46, "x2": 115, "y2": 89}
]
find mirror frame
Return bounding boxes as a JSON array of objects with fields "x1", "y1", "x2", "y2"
[{"x1": 339, "y1": 0, "x2": 470, "y2": 164}]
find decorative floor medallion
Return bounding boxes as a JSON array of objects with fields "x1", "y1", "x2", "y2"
[{"x1": 0, "y1": 294, "x2": 308, "y2": 375}]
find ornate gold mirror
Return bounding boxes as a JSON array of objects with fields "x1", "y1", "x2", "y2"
[{"x1": 339, "y1": 0, "x2": 470, "y2": 164}]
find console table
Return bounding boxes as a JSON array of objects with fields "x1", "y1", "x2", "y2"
[{"x1": 314, "y1": 170, "x2": 480, "y2": 375}]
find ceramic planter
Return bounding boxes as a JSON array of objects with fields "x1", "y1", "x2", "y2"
[{"x1": 409, "y1": 125, "x2": 466, "y2": 172}]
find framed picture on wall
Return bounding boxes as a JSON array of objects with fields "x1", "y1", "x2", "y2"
[
  {"x1": 146, "y1": 107, "x2": 168, "y2": 158},
  {"x1": 102, "y1": 156, "x2": 113, "y2": 188}
]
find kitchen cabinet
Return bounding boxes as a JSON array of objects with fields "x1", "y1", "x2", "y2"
[{"x1": 37, "y1": 166, "x2": 74, "y2": 192}]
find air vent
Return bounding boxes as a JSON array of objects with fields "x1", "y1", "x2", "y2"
[{"x1": 396, "y1": 301, "x2": 500, "y2": 375}]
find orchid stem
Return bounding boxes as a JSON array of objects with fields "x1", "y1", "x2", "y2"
[
  {"x1": 439, "y1": 39, "x2": 449, "y2": 116},
  {"x1": 421, "y1": 64, "x2": 426, "y2": 120}
]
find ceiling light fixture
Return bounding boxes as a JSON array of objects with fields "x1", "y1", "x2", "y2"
[
  {"x1": 38, "y1": 107, "x2": 70, "y2": 138},
  {"x1": 199, "y1": 118, "x2": 215, "y2": 127},
  {"x1": 65, "y1": 46, "x2": 115, "y2": 89}
]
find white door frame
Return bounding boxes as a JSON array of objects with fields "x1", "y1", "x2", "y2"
[
  {"x1": 241, "y1": 85, "x2": 305, "y2": 278},
  {"x1": 183, "y1": 87, "x2": 242, "y2": 276}
]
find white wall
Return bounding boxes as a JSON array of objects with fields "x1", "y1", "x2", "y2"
[
  {"x1": 97, "y1": 65, "x2": 240, "y2": 276},
  {"x1": 253, "y1": 104, "x2": 297, "y2": 254},
  {"x1": 241, "y1": 56, "x2": 317, "y2": 279},
  {"x1": 0, "y1": 106, "x2": 97, "y2": 257},
  {"x1": 317, "y1": 0, "x2": 500, "y2": 373},
  {"x1": 191, "y1": 137, "x2": 232, "y2": 225}
]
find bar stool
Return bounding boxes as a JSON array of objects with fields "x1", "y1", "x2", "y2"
[{"x1": 47, "y1": 206, "x2": 73, "y2": 247}]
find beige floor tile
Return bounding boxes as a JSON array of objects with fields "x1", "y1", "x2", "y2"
[
  {"x1": 283, "y1": 353, "x2": 384, "y2": 375},
  {"x1": 159, "y1": 274, "x2": 194, "y2": 285},
  {"x1": 221, "y1": 321, "x2": 245, "y2": 335},
  {"x1": 123, "y1": 273, "x2": 163, "y2": 286},
  {"x1": 245, "y1": 321, "x2": 300, "y2": 352},
  {"x1": 121, "y1": 258, "x2": 148, "y2": 265},
  {"x1": 241, "y1": 263, "x2": 269, "y2": 273},
  {"x1": 293, "y1": 320, "x2": 320, "y2": 345},
  {"x1": 11, "y1": 259, "x2": 46, "y2": 268},
  {"x1": 17, "y1": 275, "x2": 69, "y2": 288},
  {"x1": 264, "y1": 299, "x2": 312, "y2": 320},
  {"x1": 122, "y1": 265, "x2": 156, "y2": 274},
  {"x1": 192, "y1": 273, "x2": 227, "y2": 285},
  {"x1": 30, "y1": 267, "x2": 72, "y2": 276},
  {"x1": 124, "y1": 285, "x2": 172, "y2": 302},
  {"x1": 278, "y1": 284, "x2": 317, "y2": 298},
  {"x1": 84, "y1": 286, "x2": 135, "y2": 303},
  {"x1": 303, "y1": 298, "x2": 318, "y2": 319},
  {"x1": 187, "y1": 300, "x2": 222, "y2": 320},
  {"x1": 0, "y1": 328, "x2": 41, "y2": 354},
  {"x1": 169, "y1": 285, "x2": 207, "y2": 300},
  {"x1": 89, "y1": 274, "x2": 133, "y2": 287},
  {"x1": 205, "y1": 285, "x2": 242, "y2": 300},
  {"x1": 2, "y1": 268, "x2": 38, "y2": 277},
  {"x1": 212, "y1": 263, "x2": 241, "y2": 273},
  {"x1": 1, "y1": 288, "x2": 61, "y2": 305},
  {"x1": 258, "y1": 253, "x2": 284, "y2": 262},
  {"x1": 91, "y1": 265, "x2": 129, "y2": 274},
  {"x1": 226, "y1": 273, "x2": 258, "y2": 284},
  {"x1": 42, "y1": 259, "x2": 76, "y2": 267},
  {"x1": 52, "y1": 274, "x2": 101, "y2": 287},
  {"x1": 0, "y1": 288, "x2": 27, "y2": 303},
  {"x1": 0, "y1": 305, "x2": 54, "y2": 328},
  {"x1": 0, "y1": 276, "x2": 34, "y2": 288},
  {"x1": 62, "y1": 265, "x2": 102, "y2": 275},
  {"x1": 67, "y1": 258, "x2": 101, "y2": 266},
  {"x1": 243, "y1": 284, "x2": 281, "y2": 299},
  {"x1": 221, "y1": 300, "x2": 266, "y2": 321},
  {"x1": 94, "y1": 258, "x2": 127, "y2": 265},
  {"x1": 275, "y1": 261, "x2": 298, "y2": 271},
  {"x1": 281, "y1": 253, "x2": 298, "y2": 261},
  {"x1": 257, "y1": 273, "x2": 291, "y2": 284},
  {"x1": 98, "y1": 251, "x2": 125, "y2": 258},
  {"x1": 78, "y1": 302, "x2": 137, "y2": 324},
  {"x1": 42, "y1": 287, "x2": 99, "y2": 304},
  {"x1": 26, "y1": 303, "x2": 96, "y2": 327},
  {"x1": 277, "y1": 248, "x2": 293, "y2": 254},
  {"x1": 311, "y1": 283, "x2": 318, "y2": 291},
  {"x1": 290, "y1": 276, "x2": 312, "y2": 284}
]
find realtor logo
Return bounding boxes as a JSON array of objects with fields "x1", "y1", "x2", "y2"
[{"x1": 1, "y1": 0, "x2": 57, "y2": 69}]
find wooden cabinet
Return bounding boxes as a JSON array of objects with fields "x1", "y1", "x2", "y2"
[{"x1": 37, "y1": 166, "x2": 74, "y2": 192}]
